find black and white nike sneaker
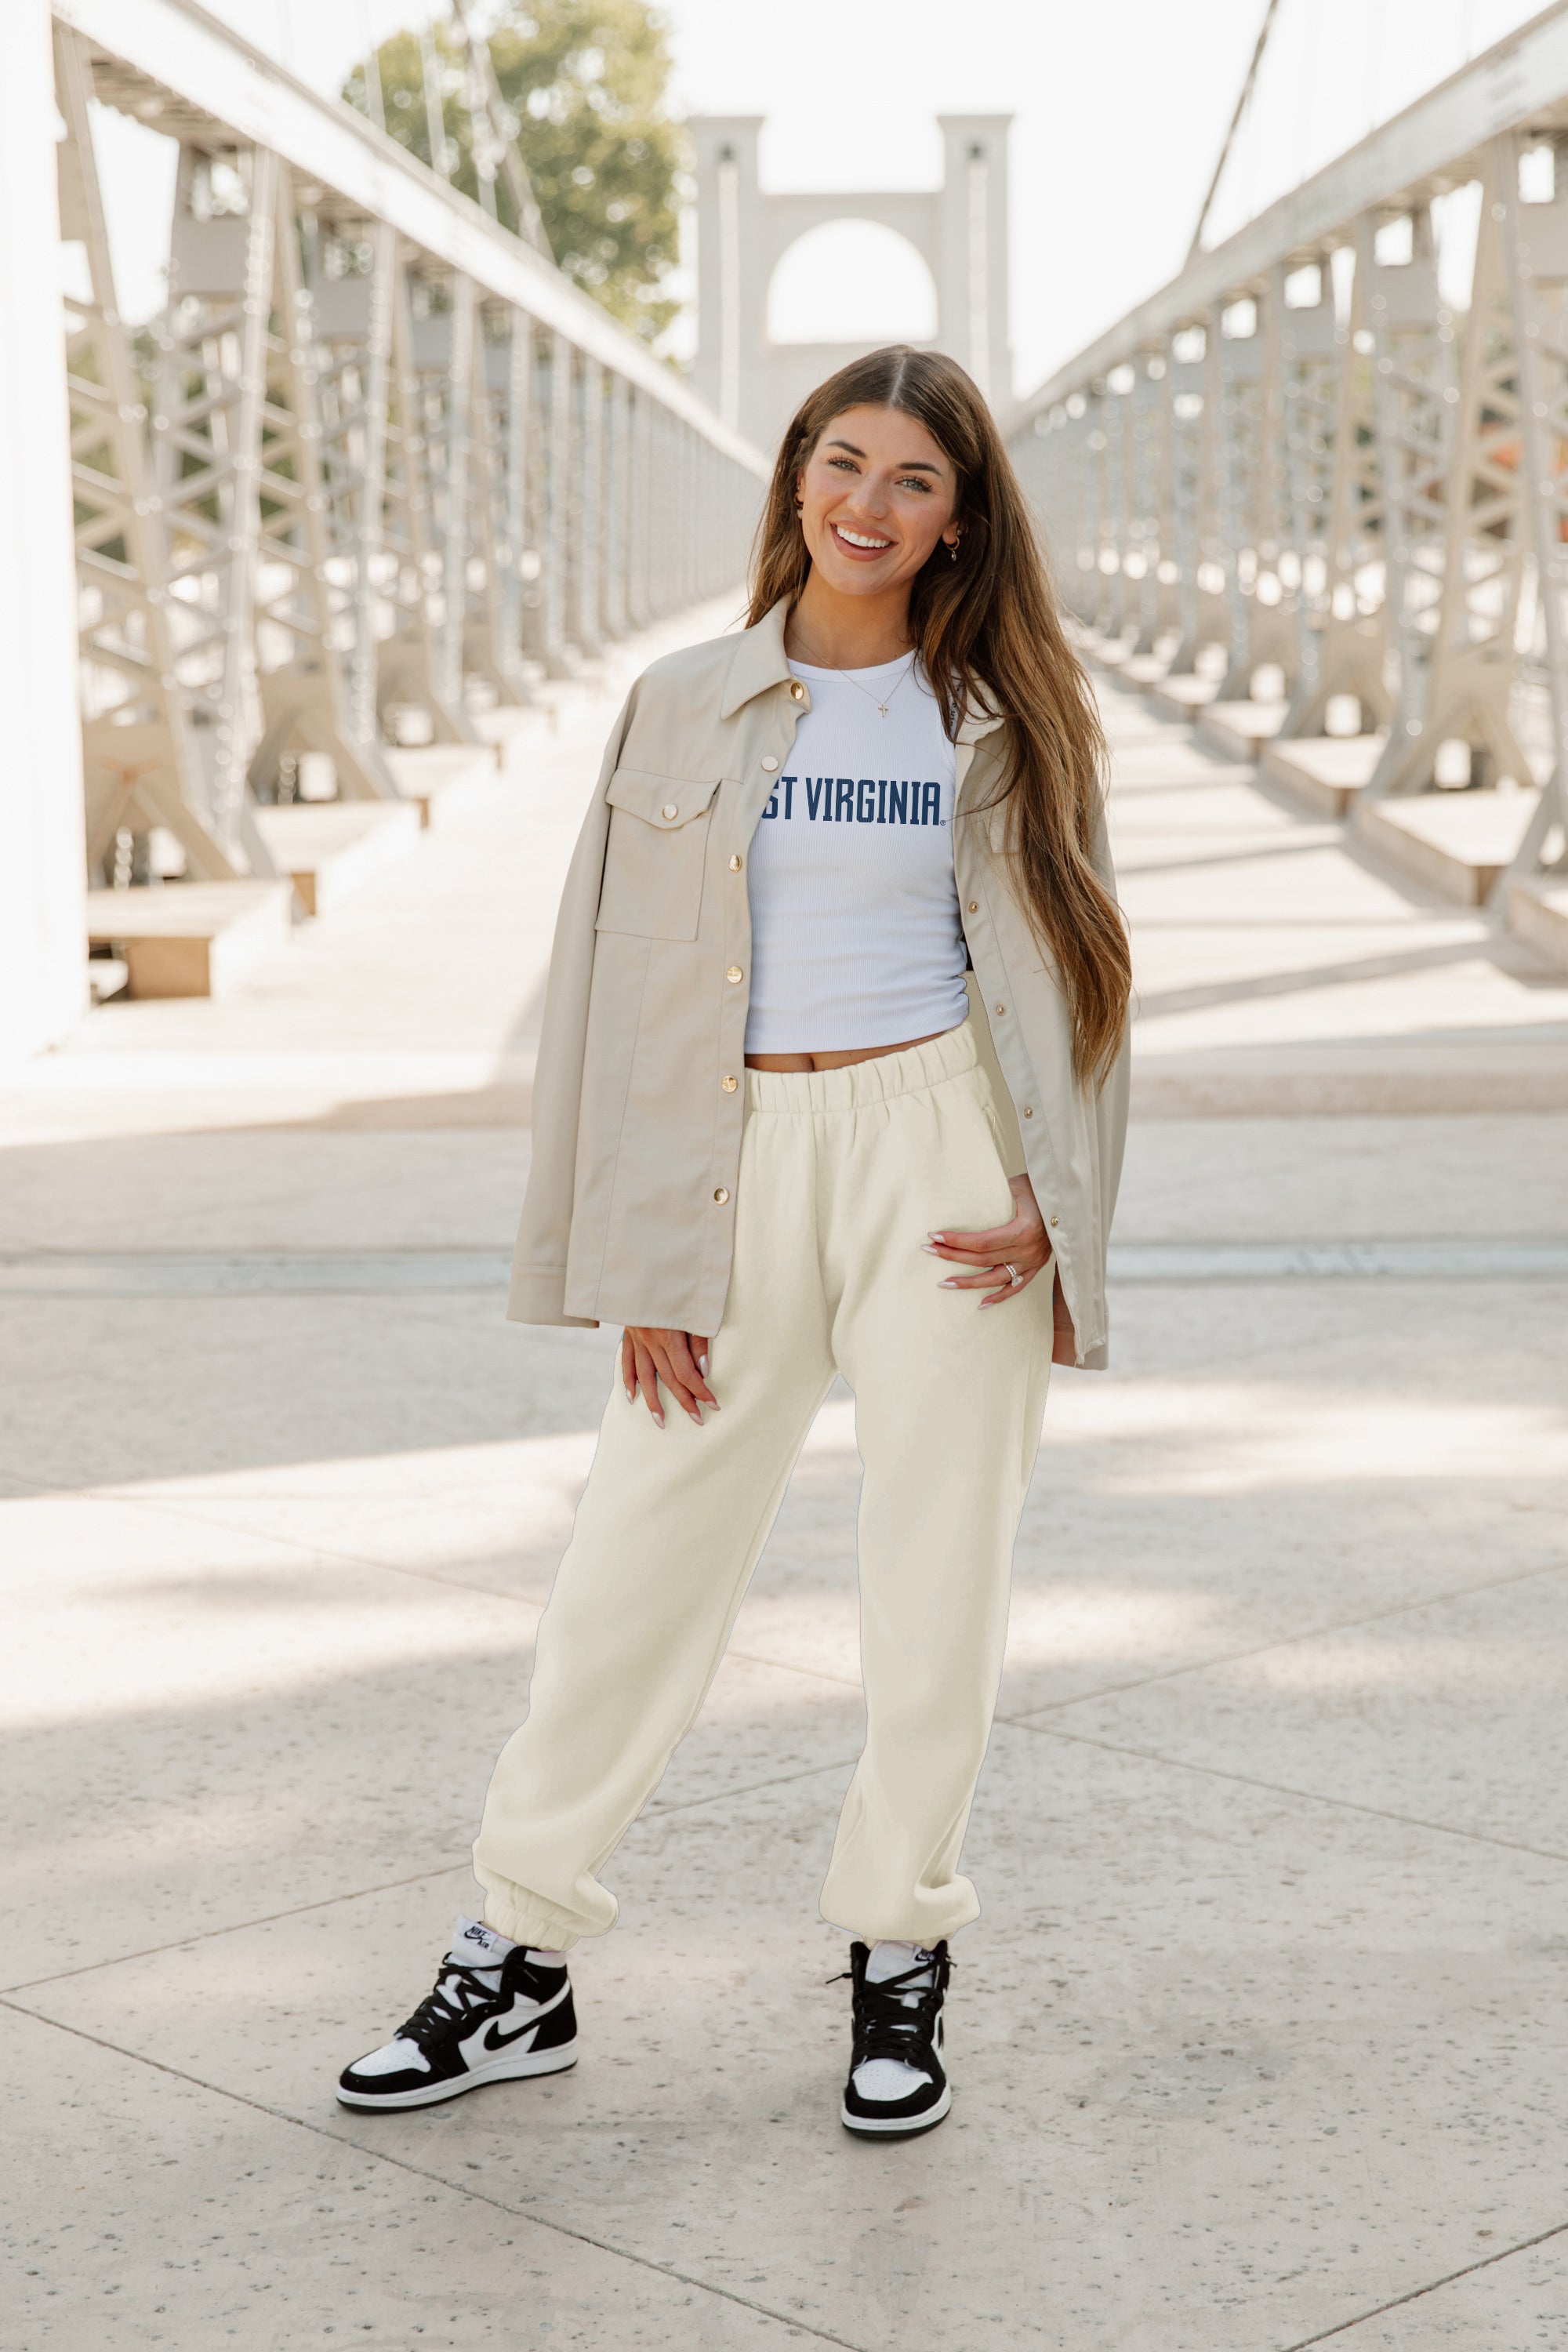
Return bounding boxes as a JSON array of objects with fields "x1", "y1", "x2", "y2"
[
  {"x1": 337, "y1": 1916, "x2": 577, "y2": 2111},
  {"x1": 839, "y1": 1940, "x2": 952, "y2": 2139}
]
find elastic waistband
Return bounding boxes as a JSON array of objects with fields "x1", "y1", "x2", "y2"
[{"x1": 744, "y1": 1018, "x2": 978, "y2": 1115}]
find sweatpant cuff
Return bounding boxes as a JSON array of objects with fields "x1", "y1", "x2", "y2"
[{"x1": 477, "y1": 1869, "x2": 590, "y2": 1954}]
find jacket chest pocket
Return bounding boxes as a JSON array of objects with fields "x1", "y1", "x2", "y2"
[{"x1": 595, "y1": 769, "x2": 721, "y2": 942}]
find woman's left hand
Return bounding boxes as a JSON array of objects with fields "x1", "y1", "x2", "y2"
[{"x1": 925, "y1": 1173, "x2": 1054, "y2": 1309}]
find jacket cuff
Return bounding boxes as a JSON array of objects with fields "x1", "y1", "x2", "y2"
[
  {"x1": 506, "y1": 1265, "x2": 599, "y2": 1328},
  {"x1": 1077, "y1": 1339, "x2": 1109, "y2": 1371}
]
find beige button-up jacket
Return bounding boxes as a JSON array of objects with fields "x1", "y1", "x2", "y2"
[{"x1": 508, "y1": 599, "x2": 1130, "y2": 1367}]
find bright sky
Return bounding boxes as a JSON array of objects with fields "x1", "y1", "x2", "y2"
[{"x1": 89, "y1": 0, "x2": 1548, "y2": 405}]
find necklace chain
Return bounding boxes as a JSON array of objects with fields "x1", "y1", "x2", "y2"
[{"x1": 794, "y1": 650, "x2": 916, "y2": 720}]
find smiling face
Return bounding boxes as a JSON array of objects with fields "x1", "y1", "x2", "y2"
[{"x1": 794, "y1": 404, "x2": 962, "y2": 601}]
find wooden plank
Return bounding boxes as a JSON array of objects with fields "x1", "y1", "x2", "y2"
[
  {"x1": 254, "y1": 802, "x2": 420, "y2": 918},
  {"x1": 1506, "y1": 876, "x2": 1568, "y2": 970},
  {"x1": 1353, "y1": 790, "x2": 1541, "y2": 904},
  {"x1": 384, "y1": 746, "x2": 498, "y2": 829},
  {"x1": 1196, "y1": 701, "x2": 1287, "y2": 762},
  {"x1": 85, "y1": 880, "x2": 292, "y2": 997},
  {"x1": 1145, "y1": 675, "x2": 1221, "y2": 721},
  {"x1": 1264, "y1": 736, "x2": 1385, "y2": 818}
]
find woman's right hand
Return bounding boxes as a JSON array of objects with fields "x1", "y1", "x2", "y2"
[{"x1": 622, "y1": 1327, "x2": 717, "y2": 1427}]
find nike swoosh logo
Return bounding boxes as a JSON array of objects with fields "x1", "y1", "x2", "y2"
[
  {"x1": 483, "y1": 2016, "x2": 539, "y2": 2053},
  {"x1": 477, "y1": 1980, "x2": 569, "y2": 2055}
]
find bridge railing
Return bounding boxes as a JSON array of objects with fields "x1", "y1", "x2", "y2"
[
  {"x1": 51, "y1": 0, "x2": 768, "y2": 890},
  {"x1": 1006, "y1": 3, "x2": 1568, "y2": 913}
]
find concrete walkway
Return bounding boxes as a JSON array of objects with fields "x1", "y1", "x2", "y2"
[{"x1": 3, "y1": 620, "x2": 1567, "y2": 2350}]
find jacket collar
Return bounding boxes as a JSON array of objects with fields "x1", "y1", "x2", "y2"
[
  {"x1": 719, "y1": 593, "x2": 1006, "y2": 745},
  {"x1": 720, "y1": 598, "x2": 792, "y2": 719}
]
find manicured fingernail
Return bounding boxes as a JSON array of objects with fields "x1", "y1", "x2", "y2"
[
  {"x1": 928, "y1": 1231, "x2": 946, "y2": 1242},
  {"x1": 920, "y1": 1243, "x2": 944, "y2": 1255},
  {"x1": 698, "y1": 1353, "x2": 710, "y2": 1377},
  {"x1": 652, "y1": 1410, "x2": 664, "y2": 1427},
  {"x1": 624, "y1": 1382, "x2": 633, "y2": 1401},
  {"x1": 939, "y1": 1278, "x2": 959, "y2": 1289}
]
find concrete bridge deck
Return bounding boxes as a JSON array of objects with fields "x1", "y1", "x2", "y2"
[{"x1": 4, "y1": 614, "x2": 1568, "y2": 2350}]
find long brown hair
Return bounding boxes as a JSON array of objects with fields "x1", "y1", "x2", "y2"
[{"x1": 747, "y1": 347, "x2": 1130, "y2": 1087}]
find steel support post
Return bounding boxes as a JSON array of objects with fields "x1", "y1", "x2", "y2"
[
  {"x1": 1129, "y1": 357, "x2": 1168, "y2": 655},
  {"x1": 467, "y1": 303, "x2": 532, "y2": 703},
  {"x1": 305, "y1": 219, "x2": 395, "y2": 760},
  {"x1": 603, "y1": 371, "x2": 630, "y2": 641},
  {"x1": 620, "y1": 387, "x2": 641, "y2": 629},
  {"x1": 1504, "y1": 132, "x2": 1568, "y2": 877},
  {"x1": 1394, "y1": 148, "x2": 1532, "y2": 800},
  {"x1": 666, "y1": 413, "x2": 682, "y2": 619},
  {"x1": 249, "y1": 163, "x2": 401, "y2": 803},
  {"x1": 1020, "y1": 416, "x2": 1051, "y2": 578},
  {"x1": 648, "y1": 407, "x2": 669, "y2": 619},
  {"x1": 498, "y1": 309, "x2": 536, "y2": 681},
  {"x1": 1029, "y1": 411, "x2": 1070, "y2": 584},
  {"x1": 1362, "y1": 205, "x2": 1461, "y2": 797},
  {"x1": 54, "y1": 26, "x2": 236, "y2": 883},
  {"x1": 1150, "y1": 353, "x2": 1187, "y2": 651},
  {"x1": 1073, "y1": 397, "x2": 1105, "y2": 629},
  {"x1": 634, "y1": 397, "x2": 655, "y2": 622},
  {"x1": 2, "y1": 0, "x2": 86, "y2": 1055},
  {"x1": 1277, "y1": 257, "x2": 1386, "y2": 737},
  {"x1": 1217, "y1": 289, "x2": 1293, "y2": 700},
  {"x1": 517, "y1": 322, "x2": 550, "y2": 664},
  {"x1": 574, "y1": 355, "x2": 604, "y2": 658},
  {"x1": 1059, "y1": 403, "x2": 1093, "y2": 619},
  {"x1": 1102, "y1": 379, "x2": 1134, "y2": 641},
  {"x1": 674, "y1": 422, "x2": 690, "y2": 612},
  {"x1": 435, "y1": 272, "x2": 476, "y2": 717},
  {"x1": 641, "y1": 404, "x2": 657, "y2": 622},
  {"x1": 153, "y1": 142, "x2": 281, "y2": 872},
  {"x1": 1166, "y1": 325, "x2": 1222, "y2": 675},
  {"x1": 379, "y1": 252, "x2": 474, "y2": 740},
  {"x1": 541, "y1": 329, "x2": 572, "y2": 671},
  {"x1": 686, "y1": 424, "x2": 699, "y2": 608}
]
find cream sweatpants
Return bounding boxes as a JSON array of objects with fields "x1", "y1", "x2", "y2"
[{"x1": 474, "y1": 1019, "x2": 1053, "y2": 1951}]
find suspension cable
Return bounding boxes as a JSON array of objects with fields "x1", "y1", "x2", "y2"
[{"x1": 1187, "y1": 0, "x2": 1287, "y2": 263}]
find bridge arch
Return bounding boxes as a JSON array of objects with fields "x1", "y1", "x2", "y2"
[
  {"x1": 766, "y1": 218, "x2": 939, "y2": 347},
  {"x1": 691, "y1": 114, "x2": 1012, "y2": 452}
]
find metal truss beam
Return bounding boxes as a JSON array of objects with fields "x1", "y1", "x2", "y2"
[
  {"x1": 52, "y1": 0, "x2": 765, "y2": 475},
  {"x1": 1009, "y1": 3, "x2": 1568, "y2": 426},
  {"x1": 46, "y1": 0, "x2": 764, "y2": 910},
  {"x1": 1014, "y1": 5, "x2": 1568, "y2": 901}
]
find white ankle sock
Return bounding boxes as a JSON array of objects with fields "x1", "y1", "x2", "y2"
[
  {"x1": 864, "y1": 1940, "x2": 928, "y2": 1986},
  {"x1": 454, "y1": 1917, "x2": 568, "y2": 1974}
]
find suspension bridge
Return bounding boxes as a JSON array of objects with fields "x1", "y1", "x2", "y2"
[
  {"x1": 4, "y1": 5, "x2": 1568, "y2": 2347},
  {"x1": 7, "y1": 0, "x2": 1568, "y2": 1057}
]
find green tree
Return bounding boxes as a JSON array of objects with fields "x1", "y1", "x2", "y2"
[{"x1": 350, "y1": 3, "x2": 684, "y2": 345}]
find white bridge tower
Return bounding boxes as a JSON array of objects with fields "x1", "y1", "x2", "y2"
[{"x1": 691, "y1": 115, "x2": 1013, "y2": 451}]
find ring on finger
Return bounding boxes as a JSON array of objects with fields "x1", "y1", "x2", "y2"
[{"x1": 1004, "y1": 1261, "x2": 1023, "y2": 1287}]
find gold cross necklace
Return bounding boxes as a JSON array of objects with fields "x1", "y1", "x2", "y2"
[{"x1": 794, "y1": 648, "x2": 917, "y2": 720}]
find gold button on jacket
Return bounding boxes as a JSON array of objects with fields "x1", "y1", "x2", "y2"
[{"x1": 506, "y1": 598, "x2": 1130, "y2": 1368}]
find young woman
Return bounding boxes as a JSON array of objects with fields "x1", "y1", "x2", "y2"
[{"x1": 339, "y1": 346, "x2": 1131, "y2": 2140}]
